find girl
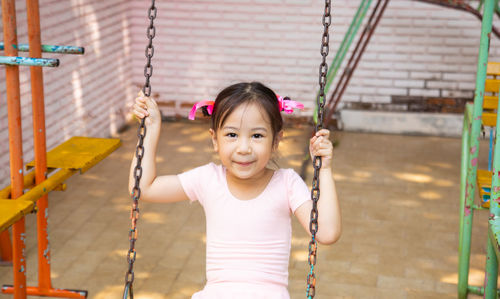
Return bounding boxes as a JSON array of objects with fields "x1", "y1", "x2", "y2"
[{"x1": 129, "y1": 82, "x2": 341, "y2": 299}]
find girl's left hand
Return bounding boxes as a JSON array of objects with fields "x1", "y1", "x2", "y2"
[{"x1": 309, "y1": 129, "x2": 333, "y2": 169}]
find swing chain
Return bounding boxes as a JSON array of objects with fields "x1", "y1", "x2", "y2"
[
  {"x1": 307, "y1": 0, "x2": 331, "y2": 298},
  {"x1": 123, "y1": 1, "x2": 157, "y2": 298}
]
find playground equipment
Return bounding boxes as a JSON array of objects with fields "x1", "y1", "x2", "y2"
[
  {"x1": 122, "y1": 1, "x2": 332, "y2": 299},
  {"x1": 458, "y1": 0, "x2": 500, "y2": 297},
  {"x1": 0, "y1": 0, "x2": 121, "y2": 298},
  {"x1": 320, "y1": 0, "x2": 500, "y2": 126}
]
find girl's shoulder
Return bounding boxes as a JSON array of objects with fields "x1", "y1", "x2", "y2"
[
  {"x1": 179, "y1": 162, "x2": 224, "y2": 180},
  {"x1": 273, "y1": 167, "x2": 304, "y2": 184}
]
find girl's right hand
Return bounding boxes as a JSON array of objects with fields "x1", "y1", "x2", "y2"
[{"x1": 133, "y1": 90, "x2": 161, "y2": 127}]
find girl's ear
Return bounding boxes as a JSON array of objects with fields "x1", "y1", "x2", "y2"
[
  {"x1": 209, "y1": 129, "x2": 218, "y2": 152},
  {"x1": 273, "y1": 130, "x2": 284, "y2": 151}
]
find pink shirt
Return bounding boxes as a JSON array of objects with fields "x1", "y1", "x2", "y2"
[{"x1": 178, "y1": 163, "x2": 310, "y2": 299}]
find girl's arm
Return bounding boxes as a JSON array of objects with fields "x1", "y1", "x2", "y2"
[
  {"x1": 294, "y1": 129, "x2": 341, "y2": 245},
  {"x1": 128, "y1": 92, "x2": 189, "y2": 203}
]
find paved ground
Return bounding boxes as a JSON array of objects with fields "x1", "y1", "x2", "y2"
[{"x1": 0, "y1": 119, "x2": 493, "y2": 298}]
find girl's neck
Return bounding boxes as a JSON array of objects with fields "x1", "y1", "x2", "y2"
[{"x1": 225, "y1": 167, "x2": 274, "y2": 200}]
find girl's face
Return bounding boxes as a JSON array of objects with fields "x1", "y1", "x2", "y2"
[{"x1": 210, "y1": 101, "x2": 280, "y2": 181}]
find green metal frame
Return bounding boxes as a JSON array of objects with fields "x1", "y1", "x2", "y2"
[
  {"x1": 458, "y1": 1, "x2": 500, "y2": 298},
  {"x1": 313, "y1": 0, "x2": 372, "y2": 124}
]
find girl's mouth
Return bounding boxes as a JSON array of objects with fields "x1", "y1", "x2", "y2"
[{"x1": 235, "y1": 161, "x2": 253, "y2": 166}]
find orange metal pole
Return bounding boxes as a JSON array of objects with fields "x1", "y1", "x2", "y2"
[
  {"x1": 0, "y1": 230, "x2": 12, "y2": 262},
  {"x1": 1, "y1": 0, "x2": 27, "y2": 298},
  {"x1": 0, "y1": 91, "x2": 13, "y2": 260},
  {"x1": 26, "y1": 0, "x2": 51, "y2": 292}
]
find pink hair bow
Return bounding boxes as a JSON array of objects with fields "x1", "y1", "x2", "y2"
[
  {"x1": 277, "y1": 95, "x2": 304, "y2": 114},
  {"x1": 188, "y1": 95, "x2": 304, "y2": 120},
  {"x1": 188, "y1": 100, "x2": 214, "y2": 120}
]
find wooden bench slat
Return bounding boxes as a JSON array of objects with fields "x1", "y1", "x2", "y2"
[
  {"x1": 485, "y1": 79, "x2": 500, "y2": 93},
  {"x1": 484, "y1": 95, "x2": 498, "y2": 110},
  {"x1": 482, "y1": 112, "x2": 497, "y2": 127},
  {"x1": 0, "y1": 200, "x2": 34, "y2": 232},
  {"x1": 487, "y1": 62, "x2": 500, "y2": 76},
  {"x1": 26, "y1": 136, "x2": 121, "y2": 173}
]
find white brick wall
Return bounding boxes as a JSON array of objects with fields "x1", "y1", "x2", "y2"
[
  {"x1": 1, "y1": 0, "x2": 500, "y2": 186},
  {"x1": 0, "y1": 0, "x2": 134, "y2": 188},
  {"x1": 128, "y1": 0, "x2": 500, "y2": 116}
]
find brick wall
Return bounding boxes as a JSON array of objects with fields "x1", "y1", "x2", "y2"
[
  {"x1": 347, "y1": 0, "x2": 500, "y2": 103},
  {"x1": 0, "y1": 0, "x2": 134, "y2": 187},
  {"x1": 129, "y1": 0, "x2": 500, "y2": 115},
  {"x1": 1, "y1": 0, "x2": 500, "y2": 187}
]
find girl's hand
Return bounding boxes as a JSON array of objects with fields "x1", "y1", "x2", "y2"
[
  {"x1": 132, "y1": 90, "x2": 161, "y2": 127},
  {"x1": 309, "y1": 129, "x2": 333, "y2": 169}
]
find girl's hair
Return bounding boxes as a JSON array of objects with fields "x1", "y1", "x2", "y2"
[{"x1": 211, "y1": 82, "x2": 283, "y2": 144}]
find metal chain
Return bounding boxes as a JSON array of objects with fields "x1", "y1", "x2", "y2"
[
  {"x1": 123, "y1": 1, "x2": 157, "y2": 298},
  {"x1": 307, "y1": 0, "x2": 331, "y2": 298}
]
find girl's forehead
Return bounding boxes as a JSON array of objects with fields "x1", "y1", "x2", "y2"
[{"x1": 222, "y1": 102, "x2": 271, "y2": 129}]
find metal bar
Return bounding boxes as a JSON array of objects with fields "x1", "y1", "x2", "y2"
[
  {"x1": 324, "y1": 0, "x2": 371, "y2": 96},
  {"x1": 2, "y1": 285, "x2": 87, "y2": 298},
  {"x1": 0, "y1": 171, "x2": 36, "y2": 199},
  {"x1": 26, "y1": 0, "x2": 52, "y2": 292},
  {"x1": 458, "y1": 103, "x2": 474, "y2": 299},
  {"x1": 14, "y1": 169, "x2": 77, "y2": 204},
  {"x1": 314, "y1": 0, "x2": 372, "y2": 124},
  {"x1": 460, "y1": 0, "x2": 495, "y2": 297},
  {"x1": 0, "y1": 169, "x2": 64, "y2": 199},
  {"x1": 0, "y1": 55, "x2": 59, "y2": 67},
  {"x1": 0, "y1": 230, "x2": 11, "y2": 262},
  {"x1": 1, "y1": 0, "x2": 26, "y2": 298},
  {"x1": 485, "y1": 2, "x2": 500, "y2": 292},
  {"x1": 324, "y1": 0, "x2": 389, "y2": 123},
  {"x1": 328, "y1": 0, "x2": 384, "y2": 114},
  {"x1": 0, "y1": 42, "x2": 84, "y2": 54},
  {"x1": 468, "y1": 285, "x2": 484, "y2": 295},
  {"x1": 489, "y1": 127, "x2": 494, "y2": 171},
  {"x1": 415, "y1": 0, "x2": 500, "y2": 38},
  {"x1": 333, "y1": 0, "x2": 389, "y2": 112}
]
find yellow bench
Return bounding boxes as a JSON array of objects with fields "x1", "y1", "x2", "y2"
[
  {"x1": 0, "y1": 136, "x2": 121, "y2": 232},
  {"x1": 476, "y1": 62, "x2": 500, "y2": 208},
  {"x1": 477, "y1": 169, "x2": 493, "y2": 208},
  {"x1": 0, "y1": 200, "x2": 34, "y2": 232},
  {"x1": 482, "y1": 62, "x2": 500, "y2": 127}
]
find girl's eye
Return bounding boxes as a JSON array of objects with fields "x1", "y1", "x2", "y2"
[
  {"x1": 252, "y1": 133, "x2": 264, "y2": 139},
  {"x1": 226, "y1": 133, "x2": 237, "y2": 138}
]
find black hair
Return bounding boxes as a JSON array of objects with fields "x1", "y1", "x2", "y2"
[{"x1": 211, "y1": 82, "x2": 283, "y2": 145}]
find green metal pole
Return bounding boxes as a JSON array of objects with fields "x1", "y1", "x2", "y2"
[
  {"x1": 458, "y1": 104, "x2": 473, "y2": 298},
  {"x1": 485, "y1": 51, "x2": 500, "y2": 299},
  {"x1": 0, "y1": 43, "x2": 84, "y2": 54},
  {"x1": 325, "y1": 0, "x2": 371, "y2": 96},
  {"x1": 484, "y1": 236, "x2": 499, "y2": 298},
  {"x1": 460, "y1": 0, "x2": 495, "y2": 298},
  {"x1": 458, "y1": 104, "x2": 474, "y2": 299},
  {"x1": 314, "y1": 0, "x2": 372, "y2": 124}
]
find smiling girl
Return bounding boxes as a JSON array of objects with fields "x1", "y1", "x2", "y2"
[{"x1": 129, "y1": 81, "x2": 341, "y2": 299}]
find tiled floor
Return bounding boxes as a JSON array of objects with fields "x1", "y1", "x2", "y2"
[{"x1": 0, "y1": 120, "x2": 492, "y2": 298}]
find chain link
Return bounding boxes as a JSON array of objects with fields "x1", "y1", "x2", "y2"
[
  {"x1": 307, "y1": 0, "x2": 331, "y2": 298},
  {"x1": 123, "y1": 1, "x2": 157, "y2": 298}
]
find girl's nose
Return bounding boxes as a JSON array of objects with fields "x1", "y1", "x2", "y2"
[{"x1": 237, "y1": 138, "x2": 252, "y2": 154}]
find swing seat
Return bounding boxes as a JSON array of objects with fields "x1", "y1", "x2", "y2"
[
  {"x1": 0, "y1": 200, "x2": 34, "y2": 232},
  {"x1": 477, "y1": 169, "x2": 493, "y2": 208}
]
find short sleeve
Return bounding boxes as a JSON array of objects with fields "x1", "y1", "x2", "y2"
[
  {"x1": 286, "y1": 169, "x2": 310, "y2": 213},
  {"x1": 177, "y1": 163, "x2": 215, "y2": 205}
]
